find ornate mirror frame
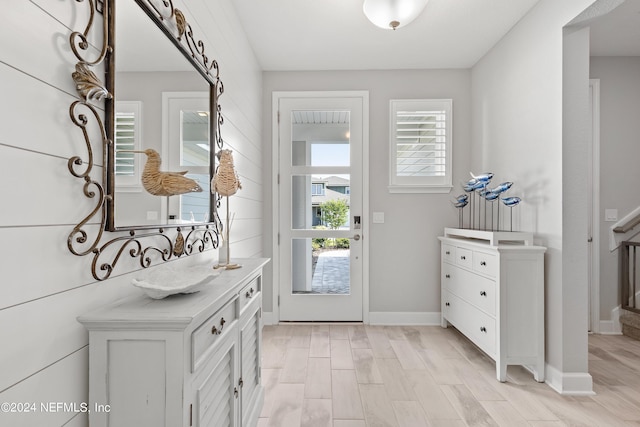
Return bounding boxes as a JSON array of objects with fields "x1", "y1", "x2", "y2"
[{"x1": 67, "y1": 0, "x2": 223, "y2": 280}]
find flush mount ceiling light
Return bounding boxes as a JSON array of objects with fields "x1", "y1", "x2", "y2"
[{"x1": 363, "y1": 0, "x2": 429, "y2": 30}]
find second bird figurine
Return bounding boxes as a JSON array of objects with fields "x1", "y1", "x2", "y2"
[{"x1": 122, "y1": 149, "x2": 203, "y2": 196}]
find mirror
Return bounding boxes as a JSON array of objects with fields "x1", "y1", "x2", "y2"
[{"x1": 106, "y1": 0, "x2": 218, "y2": 230}]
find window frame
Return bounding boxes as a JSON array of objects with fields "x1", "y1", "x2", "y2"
[{"x1": 388, "y1": 99, "x2": 453, "y2": 194}]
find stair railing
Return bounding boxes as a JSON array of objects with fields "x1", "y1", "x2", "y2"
[{"x1": 621, "y1": 241, "x2": 640, "y2": 313}]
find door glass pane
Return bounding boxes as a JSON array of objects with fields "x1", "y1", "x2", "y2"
[
  {"x1": 291, "y1": 110, "x2": 350, "y2": 167},
  {"x1": 181, "y1": 110, "x2": 210, "y2": 167},
  {"x1": 291, "y1": 238, "x2": 350, "y2": 295},
  {"x1": 291, "y1": 174, "x2": 351, "y2": 230}
]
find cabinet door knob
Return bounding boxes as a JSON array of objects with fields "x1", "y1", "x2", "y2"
[
  {"x1": 239, "y1": 377, "x2": 244, "y2": 388},
  {"x1": 445, "y1": 251, "x2": 450, "y2": 255},
  {"x1": 234, "y1": 387, "x2": 238, "y2": 398},
  {"x1": 211, "y1": 317, "x2": 226, "y2": 335},
  {"x1": 461, "y1": 256, "x2": 466, "y2": 260},
  {"x1": 480, "y1": 326, "x2": 487, "y2": 333},
  {"x1": 445, "y1": 274, "x2": 450, "y2": 279},
  {"x1": 480, "y1": 291, "x2": 487, "y2": 296},
  {"x1": 480, "y1": 261, "x2": 486, "y2": 266},
  {"x1": 445, "y1": 302, "x2": 450, "y2": 307}
]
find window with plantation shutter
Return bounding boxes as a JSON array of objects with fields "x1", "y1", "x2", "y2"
[
  {"x1": 389, "y1": 99, "x2": 453, "y2": 193},
  {"x1": 114, "y1": 101, "x2": 142, "y2": 191}
]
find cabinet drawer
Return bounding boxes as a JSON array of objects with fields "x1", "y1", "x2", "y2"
[
  {"x1": 192, "y1": 296, "x2": 238, "y2": 372},
  {"x1": 442, "y1": 264, "x2": 496, "y2": 316},
  {"x1": 456, "y1": 247, "x2": 473, "y2": 269},
  {"x1": 239, "y1": 277, "x2": 260, "y2": 314},
  {"x1": 443, "y1": 292, "x2": 496, "y2": 357},
  {"x1": 473, "y1": 251, "x2": 496, "y2": 278},
  {"x1": 442, "y1": 244, "x2": 455, "y2": 264},
  {"x1": 469, "y1": 309, "x2": 496, "y2": 357}
]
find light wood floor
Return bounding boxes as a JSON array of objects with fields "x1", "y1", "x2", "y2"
[{"x1": 258, "y1": 324, "x2": 640, "y2": 427}]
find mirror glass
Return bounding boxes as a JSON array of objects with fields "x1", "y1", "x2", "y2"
[{"x1": 110, "y1": 0, "x2": 213, "y2": 229}]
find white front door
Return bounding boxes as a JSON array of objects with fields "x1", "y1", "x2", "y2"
[{"x1": 276, "y1": 92, "x2": 368, "y2": 321}]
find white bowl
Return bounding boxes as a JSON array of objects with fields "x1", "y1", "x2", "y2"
[{"x1": 132, "y1": 265, "x2": 221, "y2": 299}]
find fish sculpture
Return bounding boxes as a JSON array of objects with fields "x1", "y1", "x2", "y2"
[
  {"x1": 452, "y1": 200, "x2": 469, "y2": 208},
  {"x1": 490, "y1": 181, "x2": 513, "y2": 194},
  {"x1": 472, "y1": 180, "x2": 488, "y2": 191},
  {"x1": 470, "y1": 172, "x2": 494, "y2": 183},
  {"x1": 484, "y1": 191, "x2": 500, "y2": 201},
  {"x1": 501, "y1": 196, "x2": 522, "y2": 207}
]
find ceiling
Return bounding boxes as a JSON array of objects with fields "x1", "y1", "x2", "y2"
[
  {"x1": 230, "y1": 0, "x2": 640, "y2": 71},
  {"x1": 230, "y1": 0, "x2": 541, "y2": 71},
  {"x1": 116, "y1": 0, "x2": 640, "y2": 73}
]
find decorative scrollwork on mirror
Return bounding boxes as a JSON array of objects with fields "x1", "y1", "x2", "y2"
[{"x1": 67, "y1": 0, "x2": 223, "y2": 281}]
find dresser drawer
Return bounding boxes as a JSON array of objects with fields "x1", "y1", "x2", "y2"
[
  {"x1": 469, "y1": 309, "x2": 496, "y2": 357},
  {"x1": 442, "y1": 244, "x2": 455, "y2": 264},
  {"x1": 239, "y1": 277, "x2": 260, "y2": 314},
  {"x1": 444, "y1": 292, "x2": 496, "y2": 357},
  {"x1": 442, "y1": 264, "x2": 496, "y2": 316},
  {"x1": 192, "y1": 296, "x2": 238, "y2": 372},
  {"x1": 456, "y1": 247, "x2": 473, "y2": 269},
  {"x1": 473, "y1": 251, "x2": 496, "y2": 278}
]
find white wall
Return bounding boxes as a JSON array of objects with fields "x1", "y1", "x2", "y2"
[
  {"x1": 471, "y1": 0, "x2": 599, "y2": 394},
  {"x1": 0, "y1": 1, "x2": 262, "y2": 425},
  {"x1": 590, "y1": 56, "x2": 640, "y2": 320},
  {"x1": 262, "y1": 69, "x2": 472, "y2": 320}
]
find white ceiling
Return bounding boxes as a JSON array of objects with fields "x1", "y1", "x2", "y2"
[
  {"x1": 231, "y1": 0, "x2": 542, "y2": 71},
  {"x1": 117, "y1": 0, "x2": 640, "y2": 73}
]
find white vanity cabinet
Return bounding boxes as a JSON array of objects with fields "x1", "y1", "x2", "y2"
[
  {"x1": 439, "y1": 229, "x2": 545, "y2": 382},
  {"x1": 78, "y1": 258, "x2": 269, "y2": 427}
]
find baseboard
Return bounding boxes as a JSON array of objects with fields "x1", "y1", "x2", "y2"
[
  {"x1": 368, "y1": 312, "x2": 441, "y2": 325},
  {"x1": 262, "y1": 311, "x2": 276, "y2": 326},
  {"x1": 545, "y1": 364, "x2": 594, "y2": 395},
  {"x1": 262, "y1": 311, "x2": 441, "y2": 325},
  {"x1": 599, "y1": 321, "x2": 623, "y2": 335}
]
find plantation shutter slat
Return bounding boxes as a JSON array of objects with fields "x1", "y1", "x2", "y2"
[
  {"x1": 115, "y1": 112, "x2": 136, "y2": 176},
  {"x1": 394, "y1": 109, "x2": 447, "y2": 177}
]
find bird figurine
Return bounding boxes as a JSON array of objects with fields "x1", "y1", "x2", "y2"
[
  {"x1": 212, "y1": 149, "x2": 242, "y2": 197},
  {"x1": 122, "y1": 149, "x2": 203, "y2": 196}
]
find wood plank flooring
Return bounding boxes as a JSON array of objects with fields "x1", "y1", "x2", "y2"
[{"x1": 259, "y1": 324, "x2": 640, "y2": 427}]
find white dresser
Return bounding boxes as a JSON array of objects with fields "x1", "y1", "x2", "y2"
[
  {"x1": 78, "y1": 258, "x2": 269, "y2": 427},
  {"x1": 439, "y1": 228, "x2": 545, "y2": 382}
]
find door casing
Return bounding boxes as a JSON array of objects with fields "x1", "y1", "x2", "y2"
[{"x1": 271, "y1": 90, "x2": 370, "y2": 323}]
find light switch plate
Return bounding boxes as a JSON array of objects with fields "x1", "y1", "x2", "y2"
[
  {"x1": 373, "y1": 212, "x2": 385, "y2": 224},
  {"x1": 605, "y1": 209, "x2": 618, "y2": 222}
]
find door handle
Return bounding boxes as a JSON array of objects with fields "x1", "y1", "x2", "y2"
[{"x1": 351, "y1": 234, "x2": 361, "y2": 241}]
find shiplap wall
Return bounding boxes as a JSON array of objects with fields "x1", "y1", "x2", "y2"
[{"x1": 0, "y1": 1, "x2": 262, "y2": 425}]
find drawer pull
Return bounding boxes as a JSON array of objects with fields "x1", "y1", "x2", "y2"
[
  {"x1": 480, "y1": 326, "x2": 487, "y2": 333},
  {"x1": 480, "y1": 291, "x2": 487, "y2": 297},
  {"x1": 445, "y1": 274, "x2": 450, "y2": 279},
  {"x1": 445, "y1": 302, "x2": 450, "y2": 307},
  {"x1": 445, "y1": 251, "x2": 450, "y2": 255},
  {"x1": 480, "y1": 261, "x2": 487, "y2": 266},
  {"x1": 234, "y1": 387, "x2": 238, "y2": 398},
  {"x1": 461, "y1": 256, "x2": 466, "y2": 260},
  {"x1": 245, "y1": 287, "x2": 255, "y2": 298},
  {"x1": 211, "y1": 317, "x2": 226, "y2": 335},
  {"x1": 239, "y1": 377, "x2": 244, "y2": 388}
]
